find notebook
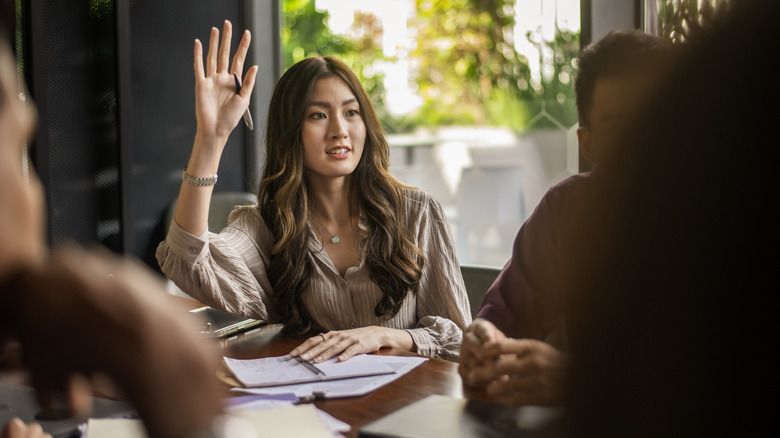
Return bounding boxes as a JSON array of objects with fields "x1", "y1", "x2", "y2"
[
  {"x1": 0, "y1": 382, "x2": 134, "y2": 438},
  {"x1": 189, "y1": 306, "x2": 265, "y2": 338},
  {"x1": 223, "y1": 354, "x2": 396, "y2": 388},
  {"x1": 358, "y1": 394, "x2": 565, "y2": 438}
]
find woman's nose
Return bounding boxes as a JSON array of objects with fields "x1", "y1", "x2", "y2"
[{"x1": 329, "y1": 115, "x2": 348, "y2": 139}]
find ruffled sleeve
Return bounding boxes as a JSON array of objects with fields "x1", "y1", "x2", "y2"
[
  {"x1": 155, "y1": 206, "x2": 274, "y2": 321},
  {"x1": 403, "y1": 191, "x2": 472, "y2": 360}
]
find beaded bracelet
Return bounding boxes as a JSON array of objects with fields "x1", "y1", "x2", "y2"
[{"x1": 182, "y1": 167, "x2": 218, "y2": 186}]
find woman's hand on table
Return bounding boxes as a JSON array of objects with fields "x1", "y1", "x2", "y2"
[{"x1": 289, "y1": 326, "x2": 415, "y2": 363}]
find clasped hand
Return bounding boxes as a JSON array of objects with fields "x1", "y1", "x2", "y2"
[{"x1": 458, "y1": 319, "x2": 568, "y2": 406}]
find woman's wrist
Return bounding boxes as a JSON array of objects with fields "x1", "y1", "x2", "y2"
[
  {"x1": 186, "y1": 144, "x2": 222, "y2": 178},
  {"x1": 383, "y1": 327, "x2": 415, "y2": 351}
]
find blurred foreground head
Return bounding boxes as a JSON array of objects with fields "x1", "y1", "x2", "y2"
[
  {"x1": 0, "y1": 15, "x2": 45, "y2": 278},
  {"x1": 565, "y1": 0, "x2": 779, "y2": 436}
]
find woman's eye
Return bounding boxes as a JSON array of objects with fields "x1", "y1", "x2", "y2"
[
  {"x1": 346, "y1": 109, "x2": 360, "y2": 117},
  {"x1": 309, "y1": 112, "x2": 326, "y2": 119}
]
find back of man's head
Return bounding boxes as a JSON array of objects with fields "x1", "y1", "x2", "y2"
[{"x1": 575, "y1": 30, "x2": 671, "y2": 128}]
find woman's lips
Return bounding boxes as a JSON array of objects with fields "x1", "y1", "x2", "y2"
[{"x1": 326, "y1": 147, "x2": 351, "y2": 159}]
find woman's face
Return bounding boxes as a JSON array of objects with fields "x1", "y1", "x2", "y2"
[
  {"x1": 301, "y1": 76, "x2": 366, "y2": 182},
  {"x1": 0, "y1": 42, "x2": 45, "y2": 276}
]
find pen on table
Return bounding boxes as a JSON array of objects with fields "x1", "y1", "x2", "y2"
[
  {"x1": 293, "y1": 355, "x2": 325, "y2": 375},
  {"x1": 233, "y1": 73, "x2": 254, "y2": 131},
  {"x1": 294, "y1": 391, "x2": 328, "y2": 405}
]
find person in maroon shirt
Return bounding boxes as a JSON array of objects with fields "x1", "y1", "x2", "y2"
[{"x1": 458, "y1": 29, "x2": 673, "y2": 406}]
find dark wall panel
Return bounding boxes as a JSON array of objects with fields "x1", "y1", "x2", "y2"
[
  {"x1": 128, "y1": 1, "x2": 252, "y2": 267},
  {"x1": 25, "y1": 0, "x2": 257, "y2": 270},
  {"x1": 26, "y1": 1, "x2": 122, "y2": 251}
]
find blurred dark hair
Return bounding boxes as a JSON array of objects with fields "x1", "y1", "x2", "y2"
[
  {"x1": 574, "y1": 29, "x2": 671, "y2": 127},
  {"x1": 565, "y1": 0, "x2": 778, "y2": 436}
]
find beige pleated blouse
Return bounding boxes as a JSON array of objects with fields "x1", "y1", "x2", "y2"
[{"x1": 156, "y1": 189, "x2": 471, "y2": 360}]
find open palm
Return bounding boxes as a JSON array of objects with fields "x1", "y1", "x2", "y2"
[{"x1": 194, "y1": 20, "x2": 257, "y2": 145}]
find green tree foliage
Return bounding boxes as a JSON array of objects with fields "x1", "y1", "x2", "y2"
[
  {"x1": 282, "y1": 0, "x2": 388, "y2": 123},
  {"x1": 522, "y1": 26, "x2": 579, "y2": 130},
  {"x1": 282, "y1": 0, "x2": 352, "y2": 66},
  {"x1": 657, "y1": 0, "x2": 732, "y2": 42},
  {"x1": 411, "y1": 0, "x2": 532, "y2": 127},
  {"x1": 411, "y1": 0, "x2": 578, "y2": 131},
  {"x1": 282, "y1": 0, "x2": 580, "y2": 133}
]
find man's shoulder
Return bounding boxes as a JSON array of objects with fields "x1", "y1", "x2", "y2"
[
  {"x1": 537, "y1": 172, "x2": 592, "y2": 210},
  {"x1": 548, "y1": 172, "x2": 592, "y2": 194}
]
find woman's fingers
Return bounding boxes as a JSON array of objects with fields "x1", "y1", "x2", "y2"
[
  {"x1": 289, "y1": 334, "x2": 325, "y2": 358},
  {"x1": 206, "y1": 27, "x2": 219, "y2": 76},
  {"x1": 289, "y1": 331, "x2": 372, "y2": 364},
  {"x1": 231, "y1": 30, "x2": 251, "y2": 77},
  {"x1": 193, "y1": 39, "x2": 204, "y2": 80},
  {"x1": 335, "y1": 343, "x2": 362, "y2": 362},
  {"x1": 301, "y1": 333, "x2": 345, "y2": 363},
  {"x1": 240, "y1": 66, "x2": 259, "y2": 99},
  {"x1": 217, "y1": 20, "x2": 233, "y2": 73}
]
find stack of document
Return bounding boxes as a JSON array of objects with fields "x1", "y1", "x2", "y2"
[
  {"x1": 223, "y1": 354, "x2": 395, "y2": 387},
  {"x1": 226, "y1": 354, "x2": 429, "y2": 399}
]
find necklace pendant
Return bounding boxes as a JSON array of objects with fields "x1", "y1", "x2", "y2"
[{"x1": 331, "y1": 236, "x2": 340, "y2": 244}]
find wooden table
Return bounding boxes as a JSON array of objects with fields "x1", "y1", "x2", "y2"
[
  {"x1": 214, "y1": 323, "x2": 491, "y2": 438},
  {"x1": 1, "y1": 296, "x2": 492, "y2": 437}
]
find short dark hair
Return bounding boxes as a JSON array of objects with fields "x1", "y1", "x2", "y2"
[{"x1": 575, "y1": 30, "x2": 671, "y2": 127}]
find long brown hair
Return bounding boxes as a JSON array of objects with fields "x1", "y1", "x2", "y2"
[{"x1": 258, "y1": 56, "x2": 423, "y2": 334}]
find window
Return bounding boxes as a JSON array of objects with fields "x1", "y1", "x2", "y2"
[
  {"x1": 282, "y1": 0, "x2": 581, "y2": 267},
  {"x1": 650, "y1": 0, "x2": 730, "y2": 41}
]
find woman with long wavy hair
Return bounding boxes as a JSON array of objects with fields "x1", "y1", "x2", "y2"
[{"x1": 157, "y1": 21, "x2": 471, "y2": 361}]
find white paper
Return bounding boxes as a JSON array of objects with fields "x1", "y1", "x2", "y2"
[
  {"x1": 86, "y1": 418, "x2": 147, "y2": 438},
  {"x1": 224, "y1": 353, "x2": 395, "y2": 387},
  {"x1": 85, "y1": 405, "x2": 342, "y2": 438},
  {"x1": 232, "y1": 355, "x2": 428, "y2": 398}
]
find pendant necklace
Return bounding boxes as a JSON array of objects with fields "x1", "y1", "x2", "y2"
[{"x1": 311, "y1": 216, "x2": 341, "y2": 244}]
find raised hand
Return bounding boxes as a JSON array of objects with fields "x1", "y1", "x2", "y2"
[
  {"x1": 175, "y1": 20, "x2": 259, "y2": 236},
  {"x1": 193, "y1": 20, "x2": 258, "y2": 151}
]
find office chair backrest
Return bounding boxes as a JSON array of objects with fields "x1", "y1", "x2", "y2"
[
  {"x1": 163, "y1": 191, "x2": 258, "y2": 233},
  {"x1": 460, "y1": 265, "x2": 502, "y2": 318}
]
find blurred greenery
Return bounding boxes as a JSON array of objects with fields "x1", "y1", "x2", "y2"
[
  {"x1": 657, "y1": 0, "x2": 730, "y2": 42},
  {"x1": 282, "y1": 0, "x2": 389, "y2": 122},
  {"x1": 282, "y1": 0, "x2": 580, "y2": 134}
]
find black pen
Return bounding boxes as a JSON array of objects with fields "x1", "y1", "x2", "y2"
[
  {"x1": 233, "y1": 73, "x2": 254, "y2": 131},
  {"x1": 293, "y1": 355, "x2": 325, "y2": 376},
  {"x1": 294, "y1": 391, "x2": 328, "y2": 405}
]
